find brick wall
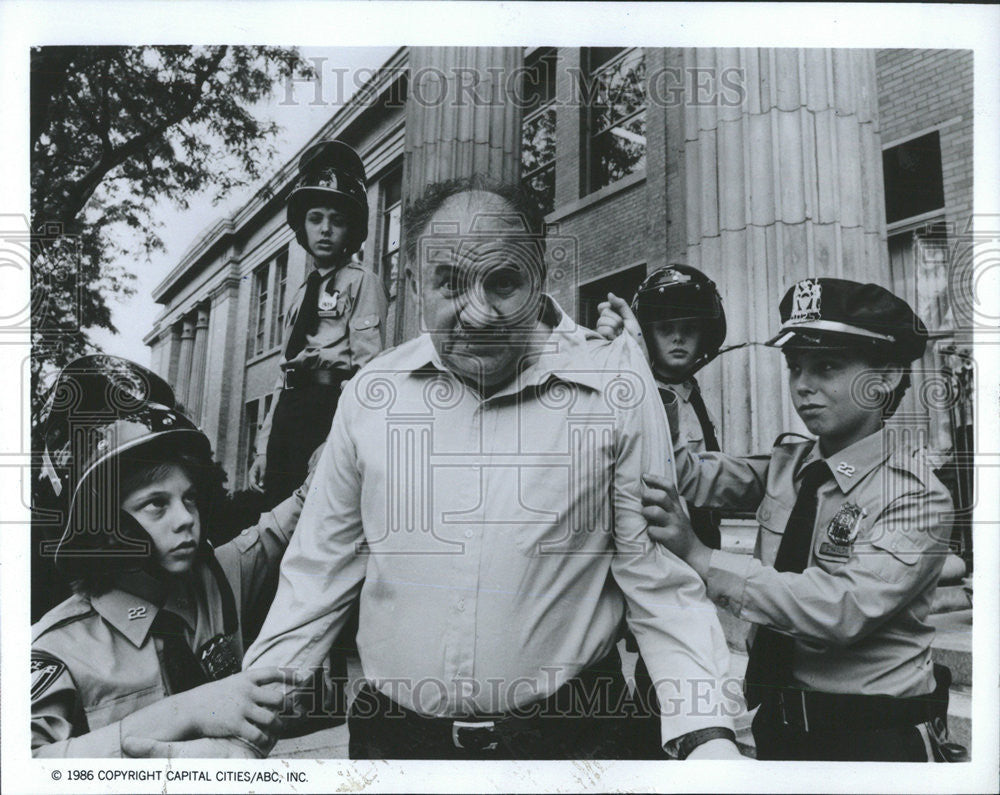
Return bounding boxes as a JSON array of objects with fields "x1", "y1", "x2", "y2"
[{"x1": 877, "y1": 49, "x2": 974, "y2": 229}]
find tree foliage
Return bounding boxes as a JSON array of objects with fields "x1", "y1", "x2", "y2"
[{"x1": 30, "y1": 45, "x2": 314, "y2": 424}]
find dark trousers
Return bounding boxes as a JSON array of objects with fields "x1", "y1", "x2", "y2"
[
  {"x1": 751, "y1": 705, "x2": 930, "y2": 761},
  {"x1": 348, "y1": 649, "x2": 633, "y2": 759},
  {"x1": 263, "y1": 383, "x2": 341, "y2": 507}
]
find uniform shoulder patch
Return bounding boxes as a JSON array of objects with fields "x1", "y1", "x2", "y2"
[{"x1": 31, "y1": 654, "x2": 67, "y2": 700}]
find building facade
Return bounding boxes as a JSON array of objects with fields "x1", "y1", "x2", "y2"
[{"x1": 145, "y1": 46, "x2": 974, "y2": 505}]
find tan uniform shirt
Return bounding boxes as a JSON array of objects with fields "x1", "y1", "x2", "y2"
[
  {"x1": 31, "y1": 494, "x2": 304, "y2": 757},
  {"x1": 255, "y1": 260, "x2": 388, "y2": 455},
  {"x1": 661, "y1": 378, "x2": 710, "y2": 452},
  {"x1": 673, "y1": 427, "x2": 953, "y2": 698}
]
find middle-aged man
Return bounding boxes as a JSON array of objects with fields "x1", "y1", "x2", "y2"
[{"x1": 130, "y1": 176, "x2": 742, "y2": 760}]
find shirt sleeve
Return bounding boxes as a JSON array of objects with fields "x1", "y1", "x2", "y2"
[
  {"x1": 607, "y1": 337, "x2": 737, "y2": 752},
  {"x1": 242, "y1": 392, "x2": 367, "y2": 680},
  {"x1": 347, "y1": 267, "x2": 388, "y2": 370},
  {"x1": 672, "y1": 441, "x2": 770, "y2": 511},
  {"x1": 706, "y1": 483, "x2": 953, "y2": 647},
  {"x1": 215, "y1": 475, "x2": 310, "y2": 624},
  {"x1": 32, "y1": 652, "x2": 122, "y2": 758}
]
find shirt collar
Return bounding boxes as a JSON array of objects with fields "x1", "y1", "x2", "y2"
[
  {"x1": 91, "y1": 570, "x2": 197, "y2": 648},
  {"x1": 657, "y1": 378, "x2": 695, "y2": 401},
  {"x1": 91, "y1": 585, "x2": 161, "y2": 649},
  {"x1": 403, "y1": 296, "x2": 607, "y2": 395},
  {"x1": 798, "y1": 427, "x2": 891, "y2": 493}
]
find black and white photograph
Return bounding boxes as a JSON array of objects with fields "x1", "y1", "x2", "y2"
[{"x1": 2, "y1": 2, "x2": 998, "y2": 792}]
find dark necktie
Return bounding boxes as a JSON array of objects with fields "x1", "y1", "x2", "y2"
[
  {"x1": 151, "y1": 608, "x2": 208, "y2": 694},
  {"x1": 687, "y1": 383, "x2": 720, "y2": 452},
  {"x1": 744, "y1": 459, "x2": 831, "y2": 707},
  {"x1": 284, "y1": 269, "x2": 324, "y2": 360},
  {"x1": 663, "y1": 384, "x2": 722, "y2": 549}
]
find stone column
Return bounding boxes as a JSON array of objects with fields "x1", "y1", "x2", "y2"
[
  {"x1": 202, "y1": 274, "x2": 241, "y2": 472},
  {"x1": 187, "y1": 305, "x2": 211, "y2": 423},
  {"x1": 166, "y1": 323, "x2": 182, "y2": 386},
  {"x1": 395, "y1": 46, "x2": 524, "y2": 343},
  {"x1": 681, "y1": 48, "x2": 887, "y2": 452},
  {"x1": 174, "y1": 315, "x2": 196, "y2": 410}
]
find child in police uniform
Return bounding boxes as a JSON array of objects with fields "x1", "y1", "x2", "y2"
[
  {"x1": 641, "y1": 278, "x2": 961, "y2": 761},
  {"x1": 595, "y1": 264, "x2": 729, "y2": 757},
  {"x1": 249, "y1": 138, "x2": 388, "y2": 508},
  {"x1": 32, "y1": 355, "x2": 306, "y2": 757}
]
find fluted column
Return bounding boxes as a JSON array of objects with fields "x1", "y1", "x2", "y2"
[
  {"x1": 682, "y1": 48, "x2": 887, "y2": 452},
  {"x1": 395, "y1": 47, "x2": 524, "y2": 343},
  {"x1": 187, "y1": 305, "x2": 210, "y2": 423},
  {"x1": 174, "y1": 316, "x2": 196, "y2": 410}
]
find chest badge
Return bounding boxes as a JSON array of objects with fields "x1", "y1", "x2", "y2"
[
  {"x1": 827, "y1": 502, "x2": 865, "y2": 546},
  {"x1": 318, "y1": 289, "x2": 342, "y2": 314}
]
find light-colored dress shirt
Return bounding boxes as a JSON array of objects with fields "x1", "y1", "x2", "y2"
[{"x1": 245, "y1": 297, "x2": 736, "y2": 749}]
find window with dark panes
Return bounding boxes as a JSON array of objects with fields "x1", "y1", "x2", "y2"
[
  {"x1": 577, "y1": 263, "x2": 647, "y2": 330},
  {"x1": 883, "y1": 131, "x2": 945, "y2": 224},
  {"x1": 268, "y1": 248, "x2": 289, "y2": 348},
  {"x1": 521, "y1": 48, "x2": 557, "y2": 214},
  {"x1": 380, "y1": 168, "x2": 403, "y2": 299},
  {"x1": 585, "y1": 48, "x2": 647, "y2": 194}
]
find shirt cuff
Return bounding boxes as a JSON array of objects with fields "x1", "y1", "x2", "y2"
[{"x1": 705, "y1": 550, "x2": 753, "y2": 615}]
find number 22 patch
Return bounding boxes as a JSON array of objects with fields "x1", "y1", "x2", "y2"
[{"x1": 31, "y1": 654, "x2": 67, "y2": 700}]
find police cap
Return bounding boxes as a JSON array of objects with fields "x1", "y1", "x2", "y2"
[{"x1": 766, "y1": 278, "x2": 928, "y2": 362}]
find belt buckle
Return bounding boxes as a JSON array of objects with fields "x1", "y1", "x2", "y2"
[{"x1": 452, "y1": 720, "x2": 498, "y2": 751}]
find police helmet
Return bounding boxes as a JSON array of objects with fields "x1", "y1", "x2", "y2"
[
  {"x1": 286, "y1": 139, "x2": 369, "y2": 255},
  {"x1": 631, "y1": 264, "x2": 727, "y2": 374},
  {"x1": 39, "y1": 355, "x2": 214, "y2": 579}
]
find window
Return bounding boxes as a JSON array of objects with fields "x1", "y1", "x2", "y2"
[
  {"x1": 380, "y1": 168, "x2": 402, "y2": 299},
  {"x1": 577, "y1": 263, "x2": 647, "y2": 330},
  {"x1": 584, "y1": 48, "x2": 647, "y2": 194},
  {"x1": 521, "y1": 48, "x2": 557, "y2": 214},
  {"x1": 268, "y1": 249, "x2": 289, "y2": 348},
  {"x1": 247, "y1": 247, "x2": 290, "y2": 359},
  {"x1": 242, "y1": 399, "x2": 259, "y2": 486},
  {"x1": 883, "y1": 131, "x2": 945, "y2": 225},
  {"x1": 249, "y1": 263, "x2": 269, "y2": 357}
]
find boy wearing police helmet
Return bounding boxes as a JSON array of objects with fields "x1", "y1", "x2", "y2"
[
  {"x1": 250, "y1": 139, "x2": 387, "y2": 507},
  {"x1": 596, "y1": 264, "x2": 727, "y2": 757},
  {"x1": 642, "y1": 278, "x2": 963, "y2": 761},
  {"x1": 32, "y1": 355, "x2": 307, "y2": 757}
]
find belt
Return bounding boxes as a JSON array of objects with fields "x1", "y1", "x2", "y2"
[
  {"x1": 761, "y1": 685, "x2": 944, "y2": 733},
  {"x1": 355, "y1": 650, "x2": 626, "y2": 753},
  {"x1": 282, "y1": 367, "x2": 352, "y2": 389}
]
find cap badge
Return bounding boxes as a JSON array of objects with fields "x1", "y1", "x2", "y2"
[
  {"x1": 827, "y1": 503, "x2": 865, "y2": 546},
  {"x1": 315, "y1": 168, "x2": 339, "y2": 190},
  {"x1": 836, "y1": 462, "x2": 856, "y2": 477},
  {"x1": 790, "y1": 278, "x2": 822, "y2": 323}
]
